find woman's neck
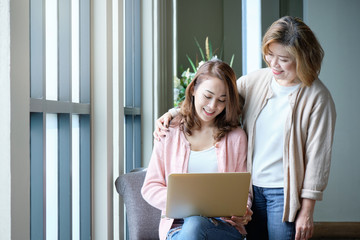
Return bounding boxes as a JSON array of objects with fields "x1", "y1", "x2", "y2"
[
  {"x1": 274, "y1": 77, "x2": 301, "y2": 87},
  {"x1": 185, "y1": 126, "x2": 217, "y2": 151}
]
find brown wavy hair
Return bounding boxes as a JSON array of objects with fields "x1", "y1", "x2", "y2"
[
  {"x1": 172, "y1": 59, "x2": 241, "y2": 141},
  {"x1": 262, "y1": 16, "x2": 324, "y2": 86}
]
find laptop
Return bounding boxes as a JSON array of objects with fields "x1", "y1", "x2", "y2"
[{"x1": 165, "y1": 172, "x2": 251, "y2": 219}]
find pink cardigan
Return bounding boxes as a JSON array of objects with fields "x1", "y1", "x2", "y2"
[{"x1": 141, "y1": 126, "x2": 250, "y2": 240}]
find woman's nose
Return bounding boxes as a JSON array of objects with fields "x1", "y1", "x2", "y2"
[
  {"x1": 208, "y1": 99, "x2": 217, "y2": 108},
  {"x1": 271, "y1": 57, "x2": 279, "y2": 67}
]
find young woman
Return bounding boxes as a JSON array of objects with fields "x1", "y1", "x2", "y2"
[
  {"x1": 141, "y1": 60, "x2": 252, "y2": 240},
  {"x1": 154, "y1": 16, "x2": 336, "y2": 240}
]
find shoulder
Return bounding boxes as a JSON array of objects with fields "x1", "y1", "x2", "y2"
[
  {"x1": 302, "y1": 79, "x2": 335, "y2": 104},
  {"x1": 154, "y1": 125, "x2": 180, "y2": 146},
  {"x1": 237, "y1": 68, "x2": 272, "y2": 98},
  {"x1": 297, "y1": 79, "x2": 336, "y2": 119},
  {"x1": 164, "y1": 125, "x2": 182, "y2": 140},
  {"x1": 226, "y1": 127, "x2": 247, "y2": 143},
  {"x1": 218, "y1": 128, "x2": 248, "y2": 157},
  {"x1": 309, "y1": 79, "x2": 332, "y2": 94},
  {"x1": 158, "y1": 125, "x2": 187, "y2": 148},
  {"x1": 238, "y1": 68, "x2": 272, "y2": 87}
]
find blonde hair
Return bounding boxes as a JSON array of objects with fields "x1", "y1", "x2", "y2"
[{"x1": 262, "y1": 16, "x2": 324, "y2": 86}]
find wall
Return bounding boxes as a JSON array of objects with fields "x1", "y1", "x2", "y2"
[
  {"x1": 304, "y1": 0, "x2": 360, "y2": 221},
  {"x1": 177, "y1": 0, "x2": 223, "y2": 71},
  {"x1": 0, "y1": 1, "x2": 11, "y2": 237},
  {"x1": 176, "y1": 0, "x2": 242, "y2": 77}
]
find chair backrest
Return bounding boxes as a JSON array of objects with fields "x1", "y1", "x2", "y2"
[{"x1": 115, "y1": 169, "x2": 161, "y2": 240}]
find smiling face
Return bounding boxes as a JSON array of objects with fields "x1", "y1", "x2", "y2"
[
  {"x1": 265, "y1": 42, "x2": 299, "y2": 86},
  {"x1": 192, "y1": 76, "x2": 227, "y2": 127}
]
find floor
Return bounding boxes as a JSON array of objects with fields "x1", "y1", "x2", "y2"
[{"x1": 311, "y1": 239, "x2": 360, "y2": 240}]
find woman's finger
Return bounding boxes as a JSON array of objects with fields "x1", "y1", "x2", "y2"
[{"x1": 161, "y1": 112, "x2": 172, "y2": 128}]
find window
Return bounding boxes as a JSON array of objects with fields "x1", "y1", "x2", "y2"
[
  {"x1": 30, "y1": 0, "x2": 91, "y2": 239},
  {"x1": 242, "y1": 0, "x2": 262, "y2": 75},
  {"x1": 124, "y1": 0, "x2": 142, "y2": 173}
]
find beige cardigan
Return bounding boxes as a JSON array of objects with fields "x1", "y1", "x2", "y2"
[{"x1": 237, "y1": 68, "x2": 336, "y2": 222}]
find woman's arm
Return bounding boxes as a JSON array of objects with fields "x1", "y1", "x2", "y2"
[
  {"x1": 296, "y1": 91, "x2": 336, "y2": 239},
  {"x1": 302, "y1": 94, "x2": 336, "y2": 200},
  {"x1": 141, "y1": 139, "x2": 168, "y2": 210},
  {"x1": 153, "y1": 108, "x2": 179, "y2": 140}
]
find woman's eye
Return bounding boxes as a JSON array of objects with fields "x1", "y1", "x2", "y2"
[
  {"x1": 280, "y1": 59, "x2": 288, "y2": 62},
  {"x1": 218, "y1": 99, "x2": 226, "y2": 103},
  {"x1": 266, "y1": 55, "x2": 273, "y2": 60},
  {"x1": 204, "y1": 95, "x2": 211, "y2": 99}
]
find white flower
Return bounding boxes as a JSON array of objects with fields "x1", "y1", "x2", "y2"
[
  {"x1": 174, "y1": 76, "x2": 180, "y2": 88},
  {"x1": 184, "y1": 68, "x2": 190, "y2": 79},
  {"x1": 173, "y1": 89, "x2": 179, "y2": 101},
  {"x1": 197, "y1": 61, "x2": 205, "y2": 70}
]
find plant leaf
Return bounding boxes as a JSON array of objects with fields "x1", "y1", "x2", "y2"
[
  {"x1": 194, "y1": 37, "x2": 205, "y2": 61},
  {"x1": 229, "y1": 54, "x2": 235, "y2": 67},
  {"x1": 186, "y1": 54, "x2": 197, "y2": 72}
]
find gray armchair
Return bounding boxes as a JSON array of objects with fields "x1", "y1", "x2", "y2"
[{"x1": 115, "y1": 168, "x2": 161, "y2": 240}]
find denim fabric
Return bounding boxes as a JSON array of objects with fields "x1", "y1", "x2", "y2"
[
  {"x1": 246, "y1": 186, "x2": 295, "y2": 240},
  {"x1": 166, "y1": 216, "x2": 244, "y2": 240}
]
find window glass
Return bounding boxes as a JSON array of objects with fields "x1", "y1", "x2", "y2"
[{"x1": 30, "y1": 1, "x2": 91, "y2": 239}]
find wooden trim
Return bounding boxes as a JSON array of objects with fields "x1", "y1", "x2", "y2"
[{"x1": 313, "y1": 222, "x2": 360, "y2": 238}]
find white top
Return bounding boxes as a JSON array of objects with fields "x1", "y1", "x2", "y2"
[
  {"x1": 252, "y1": 78, "x2": 300, "y2": 187},
  {"x1": 188, "y1": 146, "x2": 218, "y2": 173}
]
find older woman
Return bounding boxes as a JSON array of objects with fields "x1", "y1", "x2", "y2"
[
  {"x1": 155, "y1": 16, "x2": 336, "y2": 240},
  {"x1": 237, "y1": 16, "x2": 336, "y2": 240}
]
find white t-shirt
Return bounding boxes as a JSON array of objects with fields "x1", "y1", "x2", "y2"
[
  {"x1": 188, "y1": 146, "x2": 218, "y2": 173},
  {"x1": 252, "y1": 78, "x2": 300, "y2": 188}
]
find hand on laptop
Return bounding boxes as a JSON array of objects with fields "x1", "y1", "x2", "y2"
[{"x1": 221, "y1": 206, "x2": 253, "y2": 235}]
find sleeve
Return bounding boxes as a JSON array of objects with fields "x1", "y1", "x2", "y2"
[
  {"x1": 231, "y1": 128, "x2": 252, "y2": 208},
  {"x1": 169, "y1": 107, "x2": 180, "y2": 118},
  {"x1": 141, "y1": 138, "x2": 168, "y2": 211},
  {"x1": 236, "y1": 76, "x2": 247, "y2": 123},
  {"x1": 301, "y1": 93, "x2": 337, "y2": 200},
  {"x1": 236, "y1": 75, "x2": 247, "y2": 102},
  {"x1": 234, "y1": 129, "x2": 248, "y2": 174}
]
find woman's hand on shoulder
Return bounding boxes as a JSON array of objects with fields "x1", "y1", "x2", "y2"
[
  {"x1": 221, "y1": 206, "x2": 253, "y2": 235},
  {"x1": 153, "y1": 112, "x2": 172, "y2": 141}
]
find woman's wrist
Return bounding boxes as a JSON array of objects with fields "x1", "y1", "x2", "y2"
[
  {"x1": 300, "y1": 198, "x2": 316, "y2": 215},
  {"x1": 168, "y1": 107, "x2": 179, "y2": 118}
]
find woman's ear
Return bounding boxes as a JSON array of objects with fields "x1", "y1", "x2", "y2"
[{"x1": 190, "y1": 85, "x2": 195, "y2": 96}]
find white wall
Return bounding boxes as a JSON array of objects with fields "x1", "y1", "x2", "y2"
[
  {"x1": 304, "y1": 0, "x2": 360, "y2": 221},
  {"x1": 0, "y1": 1, "x2": 11, "y2": 237}
]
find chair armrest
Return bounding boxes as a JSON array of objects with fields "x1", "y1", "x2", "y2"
[{"x1": 115, "y1": 170, "x2": 161, "y2": 240}]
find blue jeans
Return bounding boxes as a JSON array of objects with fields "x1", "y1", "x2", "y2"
[
  {"x1": 166, "y1": 216, "x2": 244, "y2": 240},
  {"x1": 246, "y1": 186, "x2": 295, "y2": 240}
]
